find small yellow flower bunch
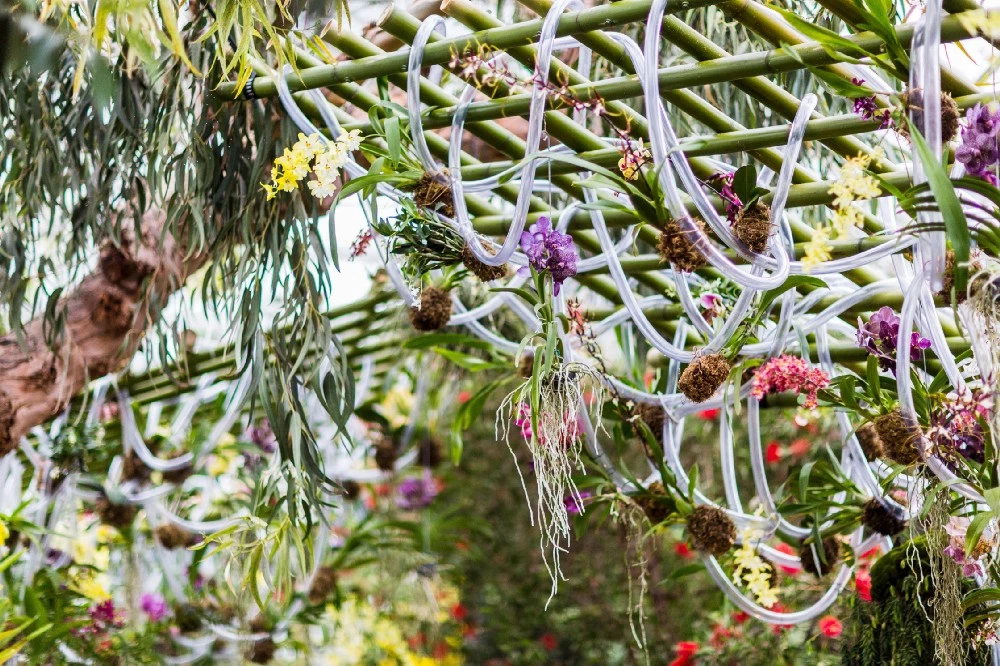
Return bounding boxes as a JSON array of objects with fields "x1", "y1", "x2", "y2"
[
  {"x1": 732, "y1": 527, "x2": 778, "y2": 608},
  {"x1": 618, "y1": 139, "x2": 652, "y2": 181},
  {"x1": 262, "y1": 130, "x2": 363, "y2": 201},
  {"x1": 803, "y1": 149, "x2": 882, "y2": 272}
]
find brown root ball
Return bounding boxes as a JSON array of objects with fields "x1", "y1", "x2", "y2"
[
  {"x1": 419, "y1": 437, "x2": 443, "y2": 468},
  {"x1": 307, "y1": 565, "x2": 337, "y2": 605},
  {"x1": 161, "y1": 451, "x2": 194, "y2": 485},
  {"x1": 461, "y1": 242, "x2": 508, "y2": 282},
  {"x1": 687, "y1": 505, "x2": 737, "y2": 556},
  {"x1": 174, "y1": 603, "x2": 202, "y2": 633},
  {"x1": 897, "y1": 91, "x2": 960, "y2": 143},
  {"x1": 635, "y1": 481, "x2": 675, "y2": 525},
  {"x1": 874, "y1": 410, "x2": 922, "y2": 466},
  {"x1": 861, "y1": 498, "x2": 907, "y2": 536},
  {"x1": 409, "y1": 287, "x2": 452, "y2": 331},
  {"x1": 95, "y1": 496, "x2": 137, "y2": 530},
  {"x1": 678, "y1": 354, "x2": 731, "y2": 403},
  {"x1": 374, "y1": 441, "x2": 398, "y2": 472},
  {"x1": 657, "y1": 217, "x2": 707, "y2": 273},
  {"x1": 855, "y1": 422, "x2": 884, "y2": 461},
  {"x1": 940, "y1": 249, "x2": 971, "y2": 305},
  {"x1": 248, "y1": 638, "x2": 276, "y2": 664},
  {"x1": 122, "y1": 450, "x2": 151, "y2": 483},
  {"x1": 799, "y1": 538, "x2": 841, "y2": 577},
  {"x1": 734, "y1": 201, "x2": 771, "y2": 253},
  {"x1": 155, "y1": 524, "x2": 201, "y2": 550},
  {"x1": 413, "y1": 172, "x2": 454, "y2": 218},
  {"x1": 517, "y1": 351, "x2": 535, "y2": 379},
  {"x1": 341, "y1": 480, "x2": 361, "y2": 501},
  {"x1": 631, "y1": 402, "x2": 666, "y2": 449}
]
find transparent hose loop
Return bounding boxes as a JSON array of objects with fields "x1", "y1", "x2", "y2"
[
  {"x1": 115, "y1": 385, "x2": 194, "y2": 472},
  {"x1": 909, "y1": 0, "x2": 947, "y2": 291},
  {"x1": 450, "y1": 0, "x2": 583, "y2": 268},
  {"x1": 167, "y1": 374, "x2": 221, "y2": 447},
  {"x1": 407, "y1": 15, "x2": 447, "y2": 172},
  {"x1": 897, "y1": 269, "x2": 985, "y2": 504},
  {"x1": 607, "y1": 29, "x2": 791, "y2": 290}
]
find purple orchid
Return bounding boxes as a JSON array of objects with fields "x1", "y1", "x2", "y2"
[
  {"x1": 518, "y1": 217, "x2": 578, "y2": 295},
  {"x1": 140, "y1": 592, "x2": 169, "y2": 622},
  {"x1": 856, "y1": 306, "x2": 931, "y2": 375},
  {"x1": 851, "y1": 78, "x2": 892, "y2": 128},
  {"x1": 396, "y1": 473, "x2": 439, "y2": 510},
  {"x1": 957, "y1": 103, "x2": 1000, "y2": 186},
  {"x1": 564, "y1": 491, "x2": 593, "y2": 516}
]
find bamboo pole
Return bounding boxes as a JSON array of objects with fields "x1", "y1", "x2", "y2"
[{"x1": 216, "y1": 0, "x2": 718, "y2": 99}]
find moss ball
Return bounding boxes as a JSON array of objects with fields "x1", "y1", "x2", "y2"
[
  {"x1": 799, "y1": 537, "x2": 841, "y2": 577},
  {"x1": 517, "y1": 351, "x2": 535, "y2": 379},
  {"x1": 687, "y1": 505, "x2": 737, "y2": 556},
  {"x1": 855, "y1": 422, "x2": 884, "y2": 461},
  {"x1": 95, "y1": 495, "x2": 137, "y2": 530},
  {"x1": 678, "y1": 354, "x2": 731, "y2": 403},
  {"x1": 874, "y1": 410, "x2": 922, "y2": 466},
  {"x1": 419, "y1": 437, "x2": 443, "y2": 468},
  {"x1": 413, "y1": 171, "x2": 454, "y2": 218},
  {"x1": 173, "y1": 603, "x2": 202, "y2": 633},
  {"x1": 861, "y1": 498, "x2": 907, "y2": 536},
  {"x1": 657, "y1": 217, "x2": 707, "y2": 273},
  {"x1": 374, "y1": 441, "x2": 397, "y2": 472},
  {"x1": 631, "y1": 402, "x2": 666, "y2": 443},
  {"x1": 248, "y1": 638, "x2": 276, "y2": 664},
  {"x1": 461, "y1": 241, "x2": 508, "y2": 282},
  {"x1": 897, "y1": 91, "x2": 960, "y2": 143},
  {"x1": 155, "y1": 524, "x2": 201, "y2": 550},
  {"x1": 409, "y1": 286, "x2": 452, "y2": 331},
  {"x1": 940, "y1": 249, "x2": 970, "y2": 305},
  {"x1": 122, "y1": 449, "x2": 151, "y2": 483},
  {"x1": 734, "y1": 201, "x2": 771, "y2": 253},
  {"x1": 307, "y1": 565, "x2": 337, "y2": 605},
  {"x1": 341, "y1": 480, "x2": 361, "y2": 501},
  {"x1": 635, "y1": 481, "x2": 676, "y2": 525}
]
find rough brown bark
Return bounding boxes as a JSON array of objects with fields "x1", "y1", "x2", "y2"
[{"x1": 0, "y1": 208, "x2": 205, "y2": 454}]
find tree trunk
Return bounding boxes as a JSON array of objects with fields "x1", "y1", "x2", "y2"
[{"x1": 0, "y1": 208, "x2": 205, "y2": 453}]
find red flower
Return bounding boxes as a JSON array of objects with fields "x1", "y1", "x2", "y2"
[
  {"x1": 710, "y1": 624, "x2": 732, "y2": 647},
  {"x1": 539, "y1": 633, "x2": 558, "y2": 651},
  {"x1": 698, "y1": 408, "x2": 720, "y2": 420},
  {"x1": 819, "y1": 615, "x2": 843, "y2": 638},
  {"x1": 457, "y1": 391, "x2": 472, "y2": 404},
  {"x1": 669, "y1": 641, "x2": 699, "y2": 666},
  {"x1": 455, "y1": 540, "x2": 469, "y2": 551},
  {"x1": 765, "y1": 441, "x2": 782, "y2": 464},
  {"x1": 861, "y1": 545, "x2": 881, "y2": 561},
  {"x1": 855, "y1": 570, "x2": 872, "y2": 603},
  {"x1": 408, "y1": 633, "x2": 425, "y2": 650},
  {"x1": 674, "y1": 542, "x2": 694, "y2": 559},
  {"x1": 788, "y1": 438, "x2": 811, "y2": 457},
  {"x1": 451, "y1": 603, "x2": 468, "y2": 621},
  {"x1": 770, "y1": 603, "x2": 793, "y2": 633},
  {"x1": 774, "y1": 542, "x2": 801, "y2": 574},
  {"x1": 644, "y1": 371, "x2": 655, "y2": 389},
  {"x1": 731, "y1": 610, "x2": 749, "y2": 624},
  {"x1": 432, "y1": 641, "x2": 450, "y2": 658}
]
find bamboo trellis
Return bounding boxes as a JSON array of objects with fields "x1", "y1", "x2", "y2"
[{"x1": 209, "y1": 0, "x2": 1000, "y2": 627}]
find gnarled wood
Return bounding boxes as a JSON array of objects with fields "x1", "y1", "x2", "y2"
[{"x1": 0, "y1": 208, "x2": 205, "y2": 453}]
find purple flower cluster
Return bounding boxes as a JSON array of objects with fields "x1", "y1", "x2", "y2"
[
  {"x1": 929, "y1": 388, "x2": 993, "y2": 467},
  {"x1": 396, "y1": 473, "x2": 439, "y2": 510},
  {"x1": 246, "y1": 420, "x2": 277, "y2": 453},
  {"x1": 956, "y1": 103, "x2": 1000, "y2": 186},
  {"x1": 709, "y1": 172, "x2": 742, "y2": 223},
  {"x1": 564, "y1": 491, "x2": 593, "y2": 516},
  {"x1": 850, "y1": 79, "x2": 892, "y2": 128},
  {"x1": 140, "y1": 592, "x2": 169, "y2": 622},
  {"x1": 519, "y1": 217, "x2": 578, "y2": 295},
  {"x1": 855, "y1": 306, "x2": 931, "y2": 375}
]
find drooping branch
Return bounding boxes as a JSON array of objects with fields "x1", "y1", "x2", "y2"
[{"x1": 0, "y1": 208, "x2": 205, "y2": 453}]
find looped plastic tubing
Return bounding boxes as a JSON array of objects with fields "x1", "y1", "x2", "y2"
[{"x1": 408, "y1": 15, "x2": 448, "y2": 172}]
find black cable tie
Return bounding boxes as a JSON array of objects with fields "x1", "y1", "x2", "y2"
[{"x1": 242, "y1": 73, "x2": 258, "y2": 100}]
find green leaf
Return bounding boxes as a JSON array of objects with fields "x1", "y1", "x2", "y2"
[
  {"x1": 965, "y1": 513, "x2": 992, "y2": 556},
  {"x1": 910, "y1": 127, "x2": 969, "y2": 293},
  {"x1": 732, "y1": 165, "x2": 758, "y2": 204},
  {"x1": 430, "y1": 347, "x2": 504, "y2": 372}
]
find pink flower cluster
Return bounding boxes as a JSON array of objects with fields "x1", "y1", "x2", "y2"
[
  {"x1": 514, "y1": 402, "x2": 581, "y2": 447},
  {"x1": 750, "y1": 355, "x2": 830, "y2": 409}
]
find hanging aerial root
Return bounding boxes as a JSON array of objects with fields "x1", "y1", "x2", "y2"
[{"x1": 496, "y1": 362, "x2": 607, "y2": 601}]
